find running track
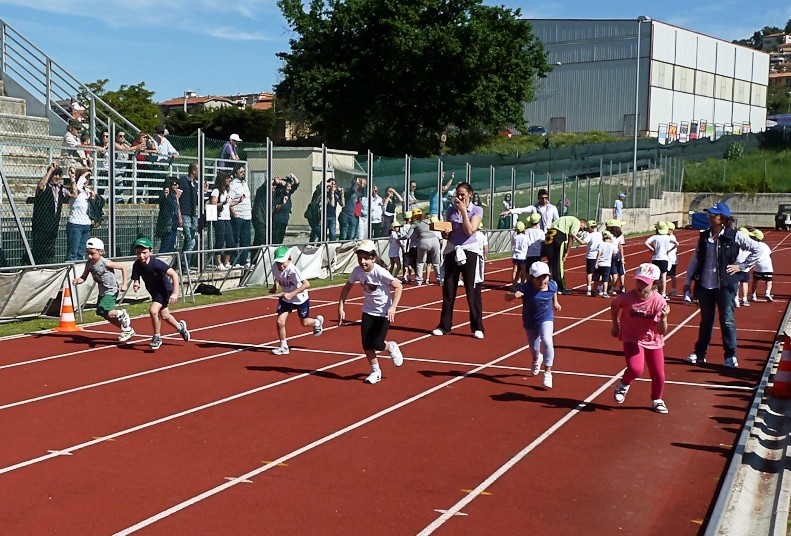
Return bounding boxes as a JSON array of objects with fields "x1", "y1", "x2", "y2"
[{"x1": 1, "y1": 229, "x2": 788, "y2": 535}]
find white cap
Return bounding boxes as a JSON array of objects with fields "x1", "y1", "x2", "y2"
[
  {"x1": 529, "y1": 261, "x2": 550, "y2": 278},
  {"x1": 634, "y1": 262, "x2": 661, "y2": 284},
  {"x1": 230, "y1": 133, "x2": 242, "y2": 142},
  {"x1": 86, "y1": 238, "x2": 104, "y2": 250},
  {"x1": 355, "y1": 240, "x2": 376, "y2": 254}
]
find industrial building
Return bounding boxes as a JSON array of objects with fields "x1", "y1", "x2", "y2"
[{"x1": 523, "y1": 19, "x2": 770, "y2": 142}]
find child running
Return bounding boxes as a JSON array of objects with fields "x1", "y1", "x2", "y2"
[
  {"x1": 748, "y1": 229, "x2": 774, "y2": 302},
  {"x1": 505, "y1": 261, "x2": 561, "y2": 389},
  {"x1": 72, "y1": 237, "x2": 135, "y2": 342},
  {"x1": 388, "y1": 220, "x2": 403, "y2": 277},
  {"x1": 338, "y1": 240, "x2": 404, "y2": 384},
  {"x1": 610, "y1": 263, "x2": 670, "y2": 414},
  {"x1": 130, "y1": 237, "x2": 190, "y2": 350},
  {"x1": 270, "y1": 245, "x2": 324, "y2": 355}
]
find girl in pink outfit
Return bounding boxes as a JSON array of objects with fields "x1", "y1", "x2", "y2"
[{"x1": 610, "y1": 263, "x2": 671, "y2": 414}]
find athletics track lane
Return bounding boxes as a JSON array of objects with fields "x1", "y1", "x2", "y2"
[{"x1": 2, "y1": 228, "x2": 779, "y2": 534}]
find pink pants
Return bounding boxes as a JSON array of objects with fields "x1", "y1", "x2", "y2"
[{"x1": 622, "y1": 342, "x2": 665, "y2": 400}]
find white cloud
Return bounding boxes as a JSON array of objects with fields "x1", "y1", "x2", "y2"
[{"x1": 206, "y1": 26, "x2": 270, "y2": 41}]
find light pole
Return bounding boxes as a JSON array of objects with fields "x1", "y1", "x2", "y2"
[
  {"x1": 787, "y1": 91, "x2": 791, "y2": 114},
  {"x1": 632, "y1": 15, "x2": 651, "y2": 209}
]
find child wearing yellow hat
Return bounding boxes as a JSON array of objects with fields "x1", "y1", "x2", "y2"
[
  {"x1": 512, "y1": 220, "x2": 528, "y2": 285},
  {"x1": 748, "y1": 229, "x2": 774, "y2": 302}
]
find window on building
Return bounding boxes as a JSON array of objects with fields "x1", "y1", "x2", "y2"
[
  {"x1": 750, "y1": 83, "x2": 766, "y2": 106},
  {"x1": 695, "y1": 71, "x2": 715, "y2": 97},
  {"x1": 674, "y1": 66, "x2": 695, "y2": 94},
  {"x1": 651, "y1": 60, "x2": 673, "y2": 90},
  {"x1": 715, "y1": 75, "x2": 733, "y2": 100},
  {"x1": 733, "y1": 80, "x2": 750, "y2": 104}
]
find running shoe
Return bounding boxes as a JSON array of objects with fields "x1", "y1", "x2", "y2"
[
  {"x1": 613, "y1": 381, "x2": 629, "y2": 404},
  {"x1": 742, "y1": 299, "x2": 750, "y2": 307},
  {"x1": 390, "y1": 342, "x2": 404, "y2": 367},
  {"x1": 652, "y1": 399, "x2": 669, "y2": 414},
  {"x1": 118, "y1": 328, "x2": 135, "y2": 342},
  {"x1": 531, "y1": 359, "x2": 541, "y2": 376},
  {"x1": 313, "y1": 315, "x2": 324, "y2": 337},
  {"x1": 118, "y1": 309, "x2": 131, "y2": 330},
  {"x1": 724, "y1": 357, "x2": 739, "y2": 368},
  {"x1": 685, "y1": 353, "x2": 705, "y2": 364},
  {"x1": 543, "y1": 371, "x2": 553, "y2": 389},
  {"x1": 473, "y1": 330, "x2": 484, "y2": 339},
  {"x1": 432, "y1": 328, "x2": 445, "y2": 336},
  {"x1": 272, "y1": 346, "x2": 290, "y2": 355},
  {"x1": 150, "y1": 335, "x2": 162, "y2": 350},
  {"x1": 178, "y1": 320, "x2": 190, "y2": 342},
  {"x1": 364, "y1": 370, "x2": 382, "y2": 384},
  {"x1": 766, "y1": 294, "x2": 774, "y2": 302}
]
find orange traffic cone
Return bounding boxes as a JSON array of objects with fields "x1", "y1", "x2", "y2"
[
  {"x1": 52, "y1": 286, "x2": 82, "y2": 332},
  {"x1": 771, "y1": 335, "x2": 791, "y2": 398}
]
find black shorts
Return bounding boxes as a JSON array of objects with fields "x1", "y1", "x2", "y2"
[
  {"x1": 594, "y1": 266, "x2": 611, "y2": 283},
  {"x1": 651, "y1": 259, "x2": 669, "y2": 274},
  {"x1": 151, "y1": 290, "x2": 172, "y2": 308},
  {"x1": 586, "y1": 258, "x2": 597, "y2": 274},
  {"x1": 361, "y1": 312, "x2": 390, "y2": 351},
  {"x1": 667, "y1": 263, "x2": 677, "y2": 277},
  {"x1": 513, "y1": 258, "x2": 527, "y2": 267},
  {"x1": 277, "y1": 297, "x2": 311, "y2": 319},
  {"x1": 753, "y1": 272, "x2": 773, "y2": 281},
  {"x1": 737, "y1": 271, "x2": 750, "y2": 283}
]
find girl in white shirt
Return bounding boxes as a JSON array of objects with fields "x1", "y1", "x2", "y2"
[{"x1": 645, "y1": 221, "x2": 677, "y2": 298}]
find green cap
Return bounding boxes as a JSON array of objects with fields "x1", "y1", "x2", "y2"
[
  {"x1": 273, "y1": 245, "x2": 290, "y2": 263},
  {"x1": 133, "y1": 237, "x2": 153, "y2": 249}
]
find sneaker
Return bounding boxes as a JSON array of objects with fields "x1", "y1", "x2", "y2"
[
  {"x1": 724, "y1": 356, "x2": 739, "y2": 368},
  {"x1": 272, "y1": 346, "x2": 290, "y2": 355},
  {"x1": 685, "y1": 353, "x2": 705, "y2": 364},
  {"x1": 118, "y1": 328, "x2": 135, "y2": 342},
  {"x1": 586, "y1": 288, "x2": 592, "y2": 296},
  {"x1": 750, "y1": 294, "x2": 757, "y2": 302},
  {"x1": 741, "y1": 299, "x2": 750, "y2": 307},
  {"x1": 232, "y1": 264, "x2": 242, "y2": 269},
  {"x1": 364, "y1": 370, "x2": 382, "y2": 384},
  {"x1": 601, "y1": 292, "x2": 610, "y2": 298},
  {"x1": 473, "y1": 330, "x2": 484, "y2": 339},
  {"x1": 390, "y1": 342, "x2": 404, "y2": 366},
  {"x1": 118, "y1": 309, "x2": 131, "y2": 330},
  {"x1": 613, "y1": 381, "x2": 629, "y2": 404},
  {"x1": 543, "y1": 371, "x2": 553, "y2": 389},
  {"x1": 734, "y1": 297, "x2": 740, "y2": 308},
  {"x1": 652, "y1": 399, "x2": 669, "y2": 414},
  {"x1": 150, "y1": 335, "x2": 162, "y2": 350},
  {"x1": 766, "y1": 294, "x2": 774, "y2": 302},
  {"x1": 531, "y1": 359, "x2": 541, "y2": 376},
  {"x1": 313, "y1": 315, "x2": 324, "y2": 337},
  {"x1": 432, "y1": 328, "x2": 445, "y2": 336},
  {"x1": 684, "y1": 292, "x2": 692, "y2": 305},
  {"x1": 597, "y1": 291, "x2": 604, "y2": 297},
  {"x1": 178, "y1": 320, "x2": 190, "y2": 342},
  {"x1": 560, "y1": 289, "x2": 572, "y2": 295}
]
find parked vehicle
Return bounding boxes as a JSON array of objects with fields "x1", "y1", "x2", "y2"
[{"x1": 527, "y1": 125, "x2": 548, "y2": 136}]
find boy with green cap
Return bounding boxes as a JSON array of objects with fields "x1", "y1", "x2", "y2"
[
  {"x1": 131, "y1": 237, "x2": 190, "y2": 350},
  {"x1": 270, "y1": 245, "x2": 324, "y2": 355}
]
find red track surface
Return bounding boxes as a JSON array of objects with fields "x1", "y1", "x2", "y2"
[{"x1": 1, "y1": 229, "x2": 789, "y2": 535}]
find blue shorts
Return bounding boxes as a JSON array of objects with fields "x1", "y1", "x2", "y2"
[
  {"x1": 151, "y1": 289, "x2": 172, "y2": 308},
  {"x1": 737, "y1": 271, "x2": 750, "y2": 283},
  {"x1": 512, "y1": 258, "x2": 527, "y2": 267},
  {"x1": 277, "y1": 297, "x2": 311, "y2": 319}
]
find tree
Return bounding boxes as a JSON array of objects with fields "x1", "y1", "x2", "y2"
[
  {"x1": 83, "y1": 79, "x2": 163, "y2": 133},
  {"x1": 275, "y1": 0, "x2": 550, "y2": 156},
  {"x1": 166, "y1": 106, "x2": 276, "y2": 143},
  {"x1": 785, "y1": 19, "x2": 791, "y2": 35}
]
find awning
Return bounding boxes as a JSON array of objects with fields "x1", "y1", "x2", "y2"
[{"x1": 330, "y1": 164, "x2": 367, "y2": 176}]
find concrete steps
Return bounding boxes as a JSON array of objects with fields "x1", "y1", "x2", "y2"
[{"x1": 0, "y1": 95, "x2": 26, "y2": 115}]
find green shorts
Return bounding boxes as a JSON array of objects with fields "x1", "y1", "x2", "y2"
[{"x1": 96, "y1": 294, "x2": 118, "y2": 317}]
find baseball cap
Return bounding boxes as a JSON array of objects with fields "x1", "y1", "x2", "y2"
[
  {"x1": 229, "y1": 133, "x2": 242, "y2": 142},
  {"x1": 529, "y1": 261, "x2": 551, "y2": 278},
  {"x1": 404, "y1": 211, "x2": 412, "y2": 219},
  {"x1": 586, "y1": 219, "x2": 597, "y2": 228},
  {"x1": 666, "y1": 221, "x2": 676, "y2": 230},
  {"x1": 390, "y1": 221, "x2": 402, "y2": 229},
  {"x1": 412, "y1": 208, "x2": 423, "y2": 217},
  {"x1": 634, "y1": 262, "x2": 660, "y2": 285},
  {"x1": 515, "y1": 221, "x2": 526, "y2": 232},
  {"x1": 86, "y1": 238, "x2": 104, "y2": 250},
  {"x1": 273, "y1": 245, "x2": 290, "y2": 263},
  {"x1": 526, "y1": 213, "x2": 541, "y2": 226},
  {"x1": 602, "y1": 230, "x2": 612, "y2": 239},
  {"x1": 749, "y1": 229, "x2": 765, "y2": 241},
  {"x1": 355, "y1": 240, "x2": 376, "y2": 254},
  {"x1": 133, "y1": 237, "x2": 153, "y2": 249},
  {"x1": 738, "y1": 227, "x2": 749, "y2": 234},
  {"x1": 655, "y1": 221, "x2": 669, "y2": 235},
  {"x1": 606, "y1": 218, "x2": 624, "y2": 228},
  {"x1": 704, "y1": 202, "x2": 731, "y2": 217},
  {"x1": 618, "y1": 192, "x2": 626, "y2": 198}
]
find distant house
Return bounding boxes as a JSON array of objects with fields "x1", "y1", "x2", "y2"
[{"x1": 158, "y1": 93, "x2": 234, "y2": 117}]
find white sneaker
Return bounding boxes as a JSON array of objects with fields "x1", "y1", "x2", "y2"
[
  {"x1": 613, "y1": 381, "x2": 629, "y2": 403},
  {"x1": 432, "y1": 328, "x2": 445, "y2": 336},
  {"x1": 390, "y1": 342, "x2": 404, "y2": 366},
  {"x1": 652, "y1": 399, "x2": 669, "y2": 414},
  {"x1": 313, "y1": 315, "x2": 324, "y2": 337},
  {"x1": 216, "y1": 264, "x2": 227, "y2": 271},
  {"x1": 118, "y1": 328, "x2": 135, "y2": 342},
  {"x1": 724, "y1": 357, "x2": 739, "y2": 368},
  {"x1": 364, "y1": 370, "x2": 382, "y2": 384},
  {"x1": 178, "y1": 320, "x2": 190, "y2": 342},
  {"x1": 121, "y1": 309, "x2": 132, "y2": 329},
  {"x1": 272, "y1": 346, "x2": 290, "y2": 355},
  {"x1": 741, "y1": 299, "x2": 750, "y2": 307},
  {"x1": 543, "y1": 371, "x2": 553, "y2": 389},
  {"x1": 734, "y1": 298, "x2": 740, "y2": 308},
  {"x1": 750, "y1": 294, "x2": 757, "y2": 302},
  {"x1": 685, "y1": 353, "x2": 701, "y2": 364},
  {"x1": 766, "y1": 294, "x2": 774, "y2": 302},
  {"x1": 473, "y1": 330, "x2": 484, "y2": 339},
  {"x1": 531, "y1": 359, "x2": 541, "y2": 376}
]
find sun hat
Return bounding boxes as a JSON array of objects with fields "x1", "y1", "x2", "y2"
[
  {"x1": 529, "y1": 261, "x2": 551, "y2": 278},
  {"x1": 655, "y1": 221, "x2": 669, "y2": 235},
  {"x1": 749, "y1": 229, "x2": 765, "y2": 241},
  {"x1": 666, "y1": 221, "x2": 676, "y2": 230},
  {"x1": 355, "y1": 240, "x2": 376, "y2": 254},
  {"x1": 229, "y1": 133, "x2": 242, "y2": 142},
  {"x1": 606, "y1": 219, "x2": 624, "y2": 228},
  {"x1": 738, "y1": 227, "x2": 749, "y2": 234},
  {"x1": 404, "y1": 211, "x2": 412, "y2": 219},
  {"x1": 526, "y1": 213, "x2": 541, "y2": 226},
  {"x1": 411, "y1": 208, "x2": 422, "y2": 217},
  {"x1": 273, "y1": 245, "x2": 290, "y2": 263},
  {"x1": 390, "y1": 221, "x2": 402, "y2": 229},
  {"x1": 602, "y1": 230, "x2": 612, "y2": 239},
  {"x1": 634, "y1": 262, "x2": 661, "y2": 285},
  {"x1": 85, "y1": 238, "x2": 104, "y2": 250},
  {"x1": 133, "y1": 237, "x2": 153, "y2": 249},
  {"x1": 515, "y1": 221, "x2": 526, "y2": 232},
  {"x1": 704, "y1": 202, "x2": 731, "y2": 217},
  {"x1": 586, "y1": 219, "x2": 597, "y2": 228}
]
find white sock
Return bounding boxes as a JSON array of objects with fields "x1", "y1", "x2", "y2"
[
  {"x1": 280, "y1": 340, "x2": 288, "y2": 348},
  {"x1": 372, "y1": 364, "x2": 381, "y2": 373}
]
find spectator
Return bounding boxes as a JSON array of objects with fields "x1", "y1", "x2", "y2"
[
  {"x1": 357, "y1": 189, "x2": 369, "y2": 239},
  {"x1": 406, "y1": 180, "x2": 418, "y2": 211},
  {"x1": 156, "y1": 178, "x2": 182, "y2": 253},
  {"x1": 614, "y1": 192, "x2": 626, "y2": 221},
  {"x1": 65, "y1": 168, "x2": 96, "y2": 262},
  {"x1": 62, "y1": 120, "x2": 82, "y2": 167},
  {"x1": 272, "y1": 173, "x2": 300, "y2": 244},
  {"x1": 369, "y1": 185, "x2": 385, "y2": 237},
  {"x1": 543, "y1": 216, "x2": 586, "y2": 294},
  {"x1": 411, "y1": 209, "x2": 441, "y2": 285},
  {"x1": 210, "y1": 170, "x2": 236, "y2": 270},
  {"x1": 306, "y1": 178, "x2": 342, "y2": 242},
  {"x1": 683, "y1": 203, "x2": 762, "y2": 368},
  {"x1": 23, "y1": 163, "x2": 71, "y2": 265},
  {"x1": 381, "y1": 186, "x2": 403, "y2": 234},
  {"x1": 503, "y1": 188, "x2": 559, "y2": 231},
  {"x1": 325, "y1": 178, "x2": 342, "y2": 240},
  {"x1": 429, "y1": 172, "x2": 454, "y2": 216},
  {"x1": 178, "y1": 162, "x2": 200, "y2": 265},
  {"x1": 112, "y1": 130, "x2": 134, "y2": 202},
  {"x1": 78, "y1": 131, "x2": 96, "y2": 168},
  {"x1": 432, "y1": 182, "x2": 485, "y2": 339},
  {"x1": 498, "y1": 193, "x2": 514, "y2": 229},
  {"x1": 220, "y1": 133, "x2": 241, "y2": 167},
  {"x1": 132, "y1": 131, "x2": 159, "y2": 200},
  {"x1": 339, "y1": 178, "x2": 364, "y2": 240},
  {"x1": 154, "y1": 125, "x2": 179, "y2": 163},
  {"x1": 229, "y1": 164, "x2": 252, "y2": 267},
  {"x1": 252, "y1": 177, "x2": 271, "y2": 247}
]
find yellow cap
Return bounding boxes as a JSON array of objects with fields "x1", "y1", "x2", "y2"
[
  {"x1": 655, "y1": 221, "x2": 669, "y2": 235},
  {"x1": 527, "y1": 213, "x2": 541, "y2": 226},
  {"x1": 412, "y1": 208, "x2": 422, "y2": 217},
  {"x1": 749, "y1": 229, "x2": 764, "y2": 241},
  {"x1": 515, "y1": 221, "x2": 526, "y2": 232}
]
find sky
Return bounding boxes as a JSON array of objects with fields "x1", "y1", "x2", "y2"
[{"x1": 0, "y1": 1, "x2": 789, "y2": 103}]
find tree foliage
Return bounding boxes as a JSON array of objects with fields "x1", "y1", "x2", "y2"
[
  {"x1": 165, "y1": 106, "x2": 276, "y2": 143},
  {"x1": 83, "y1": 79, "x2": 163, "y2": 133},
  {"x1": 275, "y1": 0, "x2": 550, "y2": 156}
]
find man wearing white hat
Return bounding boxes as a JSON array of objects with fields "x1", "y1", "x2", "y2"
[{"x1": 220, "y1": 133, "x2": 242, "y2": 168}]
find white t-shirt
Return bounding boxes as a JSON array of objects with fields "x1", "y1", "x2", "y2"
[
  {"x1": 595, "y1": 241, "x2": 616, "y2": 268},
  {"x1": 646, "y1": 234, "x2": 676, "y2": 261},
  {"x1": 754, "y1": 242, "x2": 773, "y2": 273},
  {"x1": 273, "y1": 262, "x2": 308, "y2": 305},
  {"x1": 667, "y1": 234, "x2": 678, "y2": 265},
  {"x1": 584, "y1": 231, "x2": 603, "y2": 260},
  {"x1": 524, "y1": 227, "x2": 545, "y2": 257},
  {"x1": 349, "y1": 263, "x2": 396, "y2": 317},
  {"x1": 229, "y1": 178, "x2": 252, "y2": 220},
  {"x1": 211, "y1": 188, "x2": 232, "y2": 221},
  {"x1": 388, "y1": 231, "x2": 402, "y2": 258},
  {"x1": 512, "y1": 233, "x2": 528, "y2": 260}
]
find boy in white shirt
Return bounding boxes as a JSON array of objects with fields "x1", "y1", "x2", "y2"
[
  {"x1": 270, "y1": 245, "x2": 324, "y2": 355},
  {"x1": 645, "y1": 221, "x2": 678, "y2": 298},
  {"x1": 594, "y1": 232, "x2": 616, "y2": 296},
  {"x1": 748, "y1": 229, "x2": 774, "y2": 302},
  {"x1": 583, "y1": 220, "x2": 603, "y2": 296},
  {"x1": 338, "y1": 240, "x2": 404, "y2": 384}
]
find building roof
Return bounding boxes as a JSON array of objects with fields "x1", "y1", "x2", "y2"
[{"x1": 159, "y1": 95, "x2": 234, "y2": 107}]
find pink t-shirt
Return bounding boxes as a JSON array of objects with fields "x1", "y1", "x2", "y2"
[{"x1": 612, "y1": 290, "x2": 667, "y2": 349}]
